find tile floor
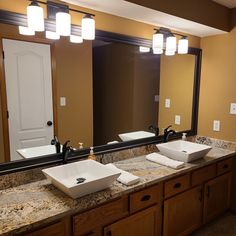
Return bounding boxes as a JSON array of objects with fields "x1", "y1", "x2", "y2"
[{"x1": 192, "y1": 212, "x2": 236, "y2": 236}]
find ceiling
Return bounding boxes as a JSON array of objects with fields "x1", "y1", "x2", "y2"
[
  {"x1": 62, "y1": 0, "x2": 227, "y2": 37},
  {"x1": 212, "y1": 0, "x2": 236, "y2": 8}
]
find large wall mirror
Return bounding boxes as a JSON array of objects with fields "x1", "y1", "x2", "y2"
[{"x1": 0, "y1": 10, "x2": 201, "y2": 174}]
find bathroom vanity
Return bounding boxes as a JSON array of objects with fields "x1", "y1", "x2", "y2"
[{"x1": 0, "y1": 145, "x2": 235, "y2": 236}]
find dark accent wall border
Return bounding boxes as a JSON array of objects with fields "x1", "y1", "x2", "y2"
[{"x1": 0, "y1": 9, "x2": 201, "y2": 175}]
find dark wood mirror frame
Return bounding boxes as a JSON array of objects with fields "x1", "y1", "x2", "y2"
[{"x1": 0, "y1": 9, "x2": 202, "y2": 175}]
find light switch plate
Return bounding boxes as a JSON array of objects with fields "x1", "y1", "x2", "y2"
[
  {"x1": 60, "y1": 97, "x2": 66, "y2": 106},
  {"x1": 230, "y1": 103, "x2": 236, "y2": 114},
  {"x1": 213, "y1": 120, "x2": 220, "y2": 131},
  {"x1": 165, "y1": 98, "x2": 171, "y2": 108},
  {"x1": 175, "y1": 115, "x2": 181, "y2": 125}
]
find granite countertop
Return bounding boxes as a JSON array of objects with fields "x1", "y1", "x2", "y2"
[{"x1": 0, "y1": 147, "x2": 235, "y2": 235}]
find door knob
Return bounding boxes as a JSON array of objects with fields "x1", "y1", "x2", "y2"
[{"x1": 47, "y1": 121, "x2": 53, "y2": 126}]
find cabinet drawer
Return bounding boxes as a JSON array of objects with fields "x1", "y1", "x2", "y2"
[
  {"x1": 25, "y1": 221, "x2": 66, "y2": 236},
  {"x1": 164, "y1": 174, "x2": 191, "y2": 198},
  {"x1": 130, "y1": 184, "x2": 161, "y2": 214},
  {"x1": 73, "y1": 196, "x2": 128, "y2": 236},
  {"x1": 192, "y1": 164, "x2": 216, "y2": 186},
  {"x1": 217, "y1": 158, "x2": 233, "y2": 176}
]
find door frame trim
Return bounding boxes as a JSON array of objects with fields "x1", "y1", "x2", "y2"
[{"x1": 0, "y1": 36, "x2": 58, "y2": 162}]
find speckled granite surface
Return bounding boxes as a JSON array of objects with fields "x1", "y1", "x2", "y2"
[{"x1": 0, "y1": 145, "x2": 235, "y2": 235}]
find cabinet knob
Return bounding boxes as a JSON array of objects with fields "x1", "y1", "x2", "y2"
[
  {"x1": 173, "y1": 183, "x2": 181, "y2": 189},
  {"x1": 47, "y1": 121, "x2": 53, "y2": 126},
  {"x1": 141, "y1": 194, "x2": 151, "y2": 202}
]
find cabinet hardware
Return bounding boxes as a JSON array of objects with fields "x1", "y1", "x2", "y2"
[
  {"x1": 173, "y1": 183, "x2": 181, "y2": 189},
  {"x1": 222, "y1": 164, "x2": 228, "y2": 169},
  {"x1": 141, "y1": 195, "x2": 151, "y2": 201},
  {"x1": 107, "y1": 230, "x2": 112, "y2": 236},
  {"x1": 81, "y1": 232, "x2": 94, "y2": 236}
]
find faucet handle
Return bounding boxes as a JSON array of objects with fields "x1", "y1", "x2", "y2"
[{"x1": 164, "y1": 125, "x2": 172, "y2": 133}]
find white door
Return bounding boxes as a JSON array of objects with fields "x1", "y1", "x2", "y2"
[{"x1": 3, "y1": 39, "x2": 54, "y2": 161}]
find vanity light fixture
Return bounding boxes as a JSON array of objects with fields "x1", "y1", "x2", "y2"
[
  {"x1": 20, "y1": 0, "x2": 96, "y2": 43},
  {"x1": 56, "y1": 12, "x2": 71, "y2": 36},
  {"x1": 70, "y1": 35, "x2": 83, "y2": 43},
  {"x1": 178, "y1": 36, "x2": 189, "y2": 54},
  {"x1": 45, "y1": 31, "x2": 60, "y2": 40},
  {"x1": 139, "y1": 46, "x2": 151, "y2": 53},
  {"x1": 27, "y1": 0, "x2": 44, "y2": 32},
  {"x1": 82, "y1": 14, "x2": 95, "y2": 40},
  {"x1": 19, "y1": 26, "x2": 35, "y2": 36},
  {"x1": 151, "y1": 27, "x2": 189, "y2": 56}
]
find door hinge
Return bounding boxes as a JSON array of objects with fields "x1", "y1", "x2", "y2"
[
  {"x1": 2, "y1": 51, "x2": 5, "y2": 60},
  {"x1": 7, "y1": 110, "x2": 9, "y2": 119}
]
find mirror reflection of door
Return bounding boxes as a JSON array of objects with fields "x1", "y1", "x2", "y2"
[{"x1": 2, "y1": 39, "x2": 54, "y2": 161}]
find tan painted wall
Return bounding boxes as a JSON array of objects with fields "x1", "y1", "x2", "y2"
[
  {"x1": 198, "y1": 27, "x2": 236, "y2": 142},
  {"x1": 159, "y1": 54, "x2": 195, "y2": 134}
]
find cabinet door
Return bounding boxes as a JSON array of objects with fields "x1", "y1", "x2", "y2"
[
  {"x1": 203, "y1": 172, "x2": 231, "y2": 223},
  {"x1": 163, "y1": 186, "x2": 203, "y2": 236},
  {"x1": 104, "y1": 205, "x2": 160, "y2": 236}
]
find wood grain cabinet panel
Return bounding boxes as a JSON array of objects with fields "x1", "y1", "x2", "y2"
[
  {"x1": 129, "y1": 184, "x2": 162, "y2": 214},
  {"x1": 164, "y1": 174, "x2": 191, "y2": 199},
  {"x1": 203, "y1": 173, "x2": 232, "y2": 223},
  {"x1": 73, "y1": 196, "x2": 129, "y2": 236},
  {"x1": 191, "y1": 164, "x2": 216, "y2": 186},
  {"x1": 25, "y1": 220, "x2": 69, "y2": 236},
  {"x1": 217, "y1": 158, "x2": 233, "y2": 176},
  {"x1": 104, "y1": 205, "x2": 160, "y2": 236},
  {"x1": 163, "y1": 186, "x2": 203, "y2": 236}
]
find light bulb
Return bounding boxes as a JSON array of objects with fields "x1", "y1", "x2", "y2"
[
  {"x1": 166, "y1": 36, "x2": 177, "y2": 52},
  {"x1": 82, "y1": 15, "x2": 95, "y2": 40},
  {"x1": 165, "y1": 50, "x2": 175, "y2": 56},
  {"x1": 153, "y1": 48, "x2": 163, "y2": 54},
  {"x1": 152, "y1": 32, "x2": 163, "y2": 50},
  {"x1": 56, "y1": 12, "x2": 71, "y2": 36},
  {"x1": 70, "y1": 35, "x2": 83, "y2": 43},
  {"x1": 139, "y1": 46, "x2": 150, "y2": 53},
  {"x1": 46, "y1": 31, "x2": 60, "y2": 40},
  {"x1": 19, "y1": 26, "x2": 35, "y2": 36},
  {"x1": 178, "y1": 37, "x2": 188, "y2": 54},
  {"x1": 27, "y1": 1, "x2": 44, "y2": 32}
]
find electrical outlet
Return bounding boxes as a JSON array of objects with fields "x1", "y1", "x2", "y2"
[
  {"x1": 175, "y1": 115, "x2": 181, "y2": 125},
  {"x1": 154, "y1": 95, "x2": 159, "y2": 102},
  {"x1": 213, "y1": 120, "x2": 220, "y2": 132},
  {"x1": 165, "y1": 98, "x2": 171, "y2": 108},
  {"x1": 230, "y1": 103, "x2": 236, "y2": 114},
  {"x1": 60, "y1": 97, "x2": 66, "y2": 106}
]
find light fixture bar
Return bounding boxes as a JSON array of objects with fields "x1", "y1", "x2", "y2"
[{"x1": 28, "y1": 0, "x2": 95, "y2": 17}]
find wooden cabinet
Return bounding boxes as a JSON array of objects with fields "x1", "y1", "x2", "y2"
[
  {"x1": 217, "y1": 158, "x2": 233, "y2": 175},
  {"x1": 163, "y1": 186, "x2": 203, "y2": 236},
  {"x1": 104, "y1": 206, "x2": 160, "y2": 236},
  {"x1": 73, "y1": 196, "x2": 129, "y2": 236},
  {"x1": 25, "y1": 218, "x2": 70, "y2": 236},
  {"x1": 203, "y1": 172, "x2": 232, "y2": 223}
]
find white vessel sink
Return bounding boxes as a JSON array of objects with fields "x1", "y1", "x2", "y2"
[
  {"x1": 42, "y1": 160, "x2": 121, "y2": 199},
  {"x1": 119, "y1": 131, "x2": 155, "y2": 141},
  {"x1": 17, "y1": 145, "x2": 61, "y2": 159},
  {"x1": 156, "y1": 140, "x2": 212, "y2": 163}
]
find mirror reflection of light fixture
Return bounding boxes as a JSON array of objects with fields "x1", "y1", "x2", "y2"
[
  {"x1": 139, "y1": 46, "x2": 150, "y2": 53},
  {"x1": 27, "y1": 0, "x2": 44, "y2": 31},
  {"x1": 152, "y1": 30, "x2": 163, "y2": 51},
  {"x1": 178, "y1": 36, "x2": 188, "y2": 54},
  {"x1": 46, "y1": 31, "x2": 60, "y2": 40},
  {"x1": 70, "y1": 35, "x2": 83, "y2": 43},
  {"x1": 56, "y1": 12, "x2": 71, "y2": 36},
  {"x1": 19, "y1": 26, "x2": 35, "y2": 36},
  {"x1": 21, "y1": 1, "x2": 96, "y2": 43},
  {"x1": 82, "y1": 14, "x2": 95, "y2": 40},
  {"x1": 149, "y1": 27, "x2": 189, "y2": 56}
]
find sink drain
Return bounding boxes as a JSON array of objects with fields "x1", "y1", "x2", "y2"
[{"x1": 76, "y1": 177, "x2": 86, "y2": 184}]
